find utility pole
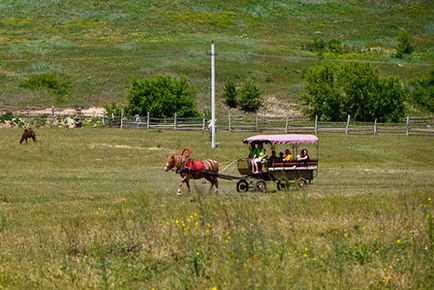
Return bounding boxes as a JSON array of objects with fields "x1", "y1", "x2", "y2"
[{"x1": 210, "y1": 40, "x2": 216, "y2": 149}]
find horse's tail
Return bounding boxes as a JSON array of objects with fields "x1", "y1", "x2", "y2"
[{"x1": 203, "y1": 159, "x2": 219, "y2": 173}]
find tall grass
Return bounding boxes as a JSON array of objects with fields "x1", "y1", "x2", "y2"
[{"x1": 0, "y1": 129, "x2": 432, "y2": 288}]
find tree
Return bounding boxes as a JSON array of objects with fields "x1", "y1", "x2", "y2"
[
  {"x1": 238, "y1": 81, "x2": 262, "y2": 112},
  {"x1": 223, "y1": 81, "x2": 238, "y2": 108},
  {"x1": 302, "y1": 64, "x2": 346, "y2": 121},
  {"x1": 125, "y1": 75, "x2": 198, "y2": 117},
  {"x1": 396, "y1": 29, "x2": 414, "y2": 58},
  {"x1": 302, "y1": 62, "x2": 407, "y2": 122}
]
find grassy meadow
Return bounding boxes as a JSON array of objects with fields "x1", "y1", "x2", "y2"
[
  {"x1": 0, "y1": 0, "x2": 433, "y2": 113},
  {"x1": 0, "y1": 128, "x2": 433, "y2": 289}
]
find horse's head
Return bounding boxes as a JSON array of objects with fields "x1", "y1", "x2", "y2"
[{"x1": 164, "y1": 154, "x2": 177, "y2": 172}]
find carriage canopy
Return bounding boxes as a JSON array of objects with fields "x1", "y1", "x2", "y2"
[{"x1": 243, "y1": 134, "x2": 319, "y2": 144}]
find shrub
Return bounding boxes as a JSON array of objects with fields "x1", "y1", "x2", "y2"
[
  {"x1": 125, "y1": 75, "x2": 198, "y2": 117},
  {"x1": 238, "y1": 81, "x2": 262, "y2": 113},
  {"x1": 302, "y1": 39, "x2": 351, "y2": 55},
  {"x1": 103, "y1": 101, "x2": 126, "y2": 117},
  {"x1": 223, "y1": 81, "x2": 238, "y2": 108},
  {"x1": 302, "y1": 62, "x2": 407, "y2": 122},
  {"x1": 396, "y1": 29, "x2": 414, "y2": 58},
  {"x1": 20, "y1": 73, "x2": 71, "y2": 98},
  {"x1": 407, "y1": 70, "x2": 434, "y2": 112}
]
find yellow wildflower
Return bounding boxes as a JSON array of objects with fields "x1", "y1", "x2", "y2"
[{"x1": 396, "y1": 239, "x2": 401, "y2": 244}]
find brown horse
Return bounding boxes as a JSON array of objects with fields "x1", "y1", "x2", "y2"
[
  {"x1": 164, "y1": 148, "x2": 219, "y2": 195},
  {"x1": 19, "y1": 128, "x2": 37, "y2": 144}
]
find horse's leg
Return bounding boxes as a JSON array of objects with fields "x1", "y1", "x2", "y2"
[
  {"x1": 213, "y1": 176, "x2": 219, "y2": 194},
  {"x1": 177, "y1": 176, "x2": 188, "y2": 195},
  {"x1": 185, "y1": 178, "x2": 191, "y2": 193},
  {"x1": 204, "y1": 175, "x2": 217, "y2": 194}
]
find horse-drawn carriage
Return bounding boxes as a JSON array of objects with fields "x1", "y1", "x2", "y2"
[
  {"x1": 164, "y1": 134, "x2": 319, "y2": 195},
  {"x1": 235, "y1": 134, "x2": 319, "y2": 193}
]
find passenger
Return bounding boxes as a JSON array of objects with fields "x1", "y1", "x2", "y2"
[
  {"x1": 248, "y1": 143, "x2": 259, "y2": 174},
  {"x1": 297, "y1": 149, "x2": 309, "y2": 162},
  {"x1": 268, "y1": 150, "x2": 278, "y2": 164},
  {"x1": 277, "y1": 152, "x2": 284, "y2": 162},
  {"x1": 283, "y1": 149, "x2": 292, "y2": 162},
  {"x1": 254, "y1": 142, "x2": 268, "y2": 173}
]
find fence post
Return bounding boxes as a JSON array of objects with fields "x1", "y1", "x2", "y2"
[
  {"x1": 228, "y1": 113, "x2": 232, "y2": 132},
  {"x1": 102, "y1": 111, "x2": 105, "y2": 127},
  {"x1": 146, "y1": 112, "x2": 150, "y2": 129},
  {"x1": 1, "y1": 102, "x2": 3, "y2": 115},
  {"x1": 202, "y1": 113, "x2": 206, "y2": 130},
  {"x1": 406, "y1": 116, "x2": 410, "y2": 136},
  {"x1": 120, "y1": 110, "x2": 124, "y2": 129},
  {"x1": 174, "y1": 112, "x2": 177, "y2": 130},
  {"x1": 314, "y1": 115, "x2": 318, "y2": 134},
  {"x1": 26, "y1": 106, "x2": 30, "y2": 117},
  {"x1": 285, "y1": 116, "x2": 289, "y2": 133},
  {"x1": 78, "y1": 106, "x2": 82, "y2": 116},
  {"x1": 255, "y1": 114, "x2": 259, "y2": 132},
  {"x1": 51, "y1": 105, "x2": 55, "y2": 118},
  {"x1": 373, "y1": 118, "x2": 377, "y2": 135},
  {"x1": 345, "y1": 115, "x2": 351, "y2": 134}
]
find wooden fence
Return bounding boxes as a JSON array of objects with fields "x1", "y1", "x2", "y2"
[{"x1": 1, "y1": 104, "x2": 433, "y2": 136}]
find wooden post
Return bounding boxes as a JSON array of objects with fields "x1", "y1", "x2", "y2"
[
  {"x1": 255, "y1": 114, "x2": 259, "y2": 132},
  {"x1": 1, "y1": 103, "x2": 3, "y2": 115},
  {"x1": 202, "y1": 113, "x2": 206, "y2": 130},
  {"x1": 26, "y1": 106, "x2": 30, "y2": 117},
  {"x1": 228, "y1": 113, "x2": 232, "y2": 132},
  {"x1": 120, "y1": 110, "x2": 124, "y2": 129},
  {"x1": 406, "y1": 116, "x2": 410, "y2": 136},
  {"x1": 373, "y1": 118, "x2": 377, "y2": 135},
  {"x1": 146, "y1": 112, "x2": 150, "y2": 129},
  {"x1": 78, "y1": 106, "x2": 82, "y2": 116},
  {"x1": 345, "y1": 115, "x2": 351, "y2": 134},
  {"x1": 174, "y1": 112, "x2": 177, "y2": 130},
  {"x1": 314, "y1": 115, "x2": 318, "y2": 134},
  {"x1": 102, "y1": 111, "x2": 105, "y2": 127},
  {"x1": 51, "y1": 105, "x2": 55, "y2": 118}
]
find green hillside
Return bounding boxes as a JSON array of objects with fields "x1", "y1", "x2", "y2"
[{"x1": 0, "y1": 0, "x2": 433, "y2": 113}]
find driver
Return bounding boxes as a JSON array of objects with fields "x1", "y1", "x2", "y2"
[{"x1": 254, "y1": 142, "x2": 268, "y2": 173}]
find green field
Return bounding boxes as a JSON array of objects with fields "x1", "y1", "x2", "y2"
[
  {"x1": 0, "y1": 0, "x2": 433, "y2": 114},
  {"x1": 0, "y1": 129, "x2": 433, "y2": 289}
]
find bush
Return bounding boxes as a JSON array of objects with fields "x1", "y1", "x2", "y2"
[
  {"x1": 20, "y1": 73, "x2": 71, "y2": 98},
  {"x1": 238, "y1": 81, "x2": 262, "y2": 113},
  {"x1": 396, "y1": 29, "x2": 414, "y2": 58},
  {"x1": 302, "y1": 62, "x2": 407, "y2": 122},
  {"x1": 223, "y1": 81, "x2": 238, "y2": 108},
  {"x1": 103, "y1": 101, "x2": 126, "y2": 117},
  {"x1": 407, "y1": 70, "x2": 434, "y2": 112},
  {"x1": 125, "y1": 75, "x2": 198, "y2": 118},
  {"x1": 302, "y1": 39, "x2": 352, "y2": 55}
]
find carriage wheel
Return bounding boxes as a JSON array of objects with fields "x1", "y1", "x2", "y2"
[
  {"x1": 297, "y1": 178, "x2": 308, "y2": 190},
  {"x1": 255, "y1": 179, "x2": 267, "y2": 193},
  {"x1": 236, "y1": 179, "x2": 249, "y2": 193}
]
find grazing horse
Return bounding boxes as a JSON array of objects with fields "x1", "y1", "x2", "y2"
[
  {"x1": 164, "y1": 148, "x2": 219, "y2": 195},
  {"x1": 19, "y1": 128, "x2": 37, "y2": 144}
]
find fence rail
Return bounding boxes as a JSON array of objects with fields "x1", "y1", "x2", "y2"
[{"x1": 0, "y1": 104, "x2": 433, "y2": 136}]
